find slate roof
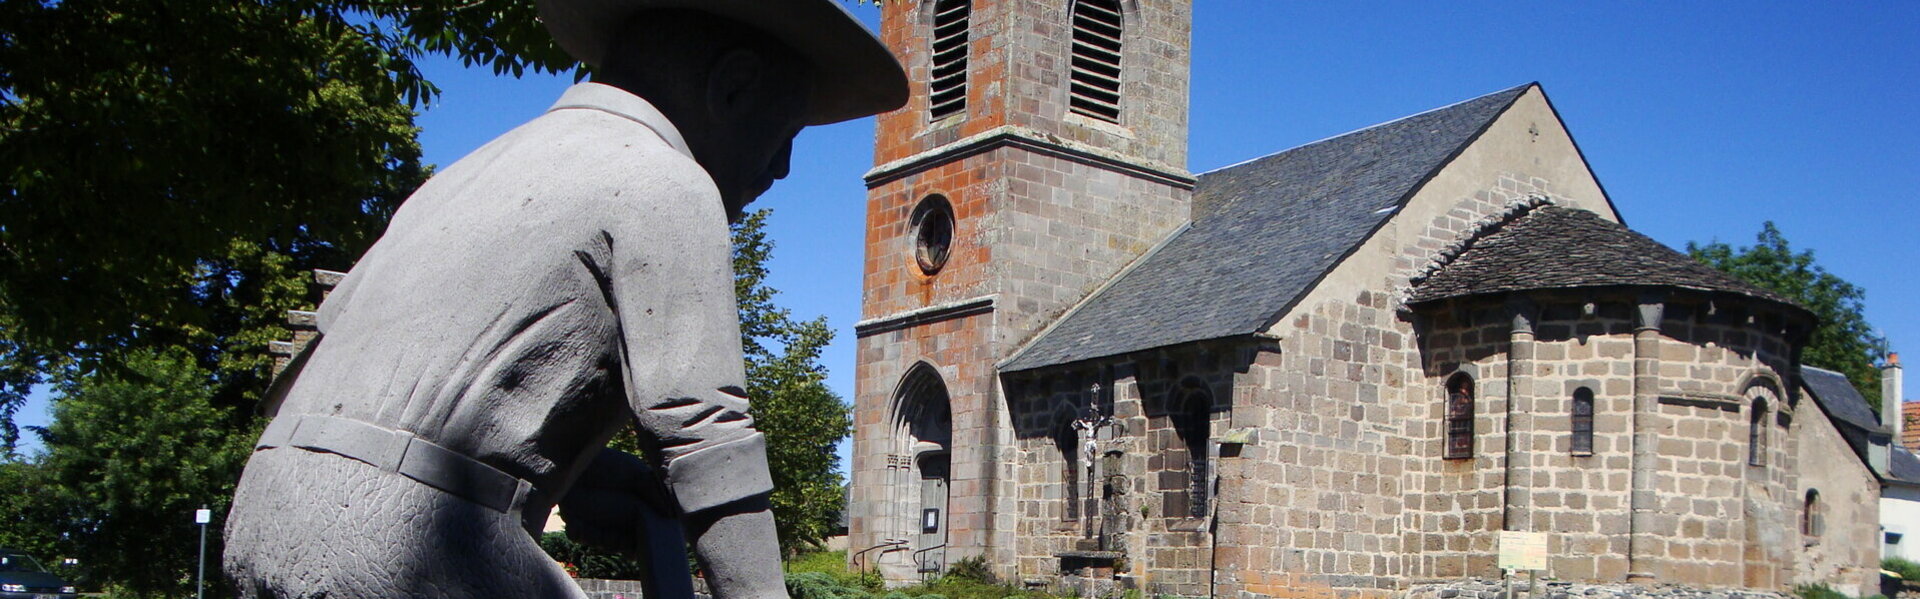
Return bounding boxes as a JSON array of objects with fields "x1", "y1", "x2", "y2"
[
  {"x1": 1002, "y1": 84, "x2": 1534, "y2": 372},
  {"x1": 1892, "y1": 445, "x2": 1920, "y2": 486},
  {"x1": 1408, "y1": 207, "x2": 1803, "y2": 310},
  {"x1": 1802, "y1": 365, "x2": 1888, "y2": 435}
]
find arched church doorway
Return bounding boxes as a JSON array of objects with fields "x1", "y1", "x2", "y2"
[{"x1": 891, "y1": 363, "x2": 952, "y2": 578}]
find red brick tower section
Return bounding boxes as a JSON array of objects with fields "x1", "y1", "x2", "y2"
[{"x1": 848, "y1": 0, "x2": 1195, "y2": 583}]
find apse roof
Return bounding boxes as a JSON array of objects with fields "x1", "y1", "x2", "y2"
[{"x1": 1408, "y1": 206, "x2": 1802, "y2": 310}]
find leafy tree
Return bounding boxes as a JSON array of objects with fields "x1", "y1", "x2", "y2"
[
  {"x1": 593, "y1": 210, "x2": 851, "y2": 558},
  {"x1": 37, "y1": 347, "x2": 256, "y2": 598},
  {"x1": 0, "y1": 0, "x2": 572, "y2": 591},
  {"x1": 0, "y1": 0, "x2": 573, "y2": 454},
  {"x1": 733, "y1": 210, "x2": 853, "y2": 555},
  {"x1": 1690, "y1": 222, "x2": 1888, "y2": 408}
]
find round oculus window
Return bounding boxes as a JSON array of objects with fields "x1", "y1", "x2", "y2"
[{"x1": 911, "y1": 196, "x2": 955, "y2": 275}]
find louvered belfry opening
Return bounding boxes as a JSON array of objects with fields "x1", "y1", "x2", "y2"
[
  {"x1": 928, "y1": 0, "x2": 970, "y2": 121},
  {"x1": 1068, "y1": 0, "x2": 1123, "y2": 122}
]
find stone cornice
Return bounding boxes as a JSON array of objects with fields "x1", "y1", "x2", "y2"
[
  {"x1": 854, "y1": 296, "x2": 996, "y2": 338},
  {"x1": 864, "y1": 126, "x2": 1197, "y2": 190}
]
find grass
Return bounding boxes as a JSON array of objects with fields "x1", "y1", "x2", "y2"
[{"x1": 782, "y1": 551, "x2": 1067, "y2": 599}]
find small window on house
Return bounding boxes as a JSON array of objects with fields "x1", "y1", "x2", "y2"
[
  {"x1": 1068, "y1": 0, "x2": 1123, "y2": 122},
  {"x1": 1803, "y1": 489, "x2": 1822, "y2": 538},
  {"x1": 911, "y1": 195, "x2": 955, "y2": 275},
  {"x1": 1749, "y1": 398, "x2": 1769, "y2": 466},
  {"x1": 928, "y1": 0, "x2": 970, "y2": 121},
  {"x1": 1571, "y1": 387, "x2": 1596, "y2": 456},
  {"x1": 1055, "y1": 419, "x2": 1080, "y2": 521},
  {"x1": 1445, "y1": 373, "x2": 1475, "y2": 459}
]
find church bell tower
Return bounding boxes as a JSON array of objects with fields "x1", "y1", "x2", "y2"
[{"x1": 847, "y1": 0, "x2": 1193, "y2": 582}]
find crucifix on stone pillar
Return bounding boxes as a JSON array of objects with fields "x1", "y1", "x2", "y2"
[{"x1": 1071, "y1": 382, "x2": 1118, "y2": 541}]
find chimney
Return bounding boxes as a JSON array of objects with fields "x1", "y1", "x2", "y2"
[{"x1": 1886, "y1": 353, "x2": 1905, "y2": 443}]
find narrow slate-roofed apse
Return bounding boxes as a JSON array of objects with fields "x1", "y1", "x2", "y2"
[
  {"x1": 928, "y1": 0, "x2": 970, "y2": 121},
  {"x1": 1068, "y1": 0, "x2": 1123, "y2": 123}
]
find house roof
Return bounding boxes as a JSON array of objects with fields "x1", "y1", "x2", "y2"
[
  {"x1": 1802, "y1": 365, "x2": 1888, "y2": 435},
  {"x1": 1001, "y1": 84, "x2": 1534, "y2": 372},
  {"x1": 1408, "y1": 206, "x2": 1805, "y2": 312},
  {"x1": 1892, "y1": 445, "x2": 1920, "y2": 486}
]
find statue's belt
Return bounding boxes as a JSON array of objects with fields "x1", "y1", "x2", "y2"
[{"x1": 255, "y1": 415, "x2": 541, "y2": 515}]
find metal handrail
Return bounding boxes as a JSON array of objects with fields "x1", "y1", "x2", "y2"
[
  {"x1": 912, "y1": 544, "x2": 948, "y2": 580},
  {"x1": 851, "y1": 539, "x2": 908, "y2": 576}
]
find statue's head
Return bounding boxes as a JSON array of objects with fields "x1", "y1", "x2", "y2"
[{"x1": 538, "y1": 0, "x2": 907, "y2": 220}]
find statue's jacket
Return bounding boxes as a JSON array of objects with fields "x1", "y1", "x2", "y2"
[{"x1": 225, "y1": 82, "x2": 770, "y2": 596}]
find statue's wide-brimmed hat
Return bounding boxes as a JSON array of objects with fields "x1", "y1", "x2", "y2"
[{"x1": 538, "y1": 0, "x2": 908, "y2": 125}]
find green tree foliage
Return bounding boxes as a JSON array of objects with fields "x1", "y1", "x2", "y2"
[
  {"x1": 0, "y1": 0, "x2": 575, "y2": 454},
  {"x1": 0, "y1": 0, "x2": 571, "y2": 593},
  {"x1": 1690, "y1": 222, "x2": 1888, "y2": 408},
  {"x1": 36, "y1": 348, "x2": 256, "y2": 598},
  {"x1": 733, "y1": 210, "x2": 854, "y2": 555},
  {"x1": 549, "y1": 210, "x2": 853, "y2": 571}
]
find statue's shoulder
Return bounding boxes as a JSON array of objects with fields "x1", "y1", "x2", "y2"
[{"x1": 458, "y1": 108, "x2": 717, "y2": 207}]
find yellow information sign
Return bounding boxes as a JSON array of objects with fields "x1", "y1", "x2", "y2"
[{"x1": 1497, "y1": 531, "x2": 1548, "y2": 571}]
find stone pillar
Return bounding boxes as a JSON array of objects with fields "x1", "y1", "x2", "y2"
[
  {"x1": 1505, "y1": 298, "x2": 1539, "y2": 532},
  {"x1": 1627, "y1": 297, "x2": 1665, "y2": 582}
]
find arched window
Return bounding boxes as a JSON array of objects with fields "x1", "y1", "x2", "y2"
[
  {"x1": 1803, "y1": 489, "x2": 1822, "y2": 538},
  {"x1": 928, "y1": 0, "x2": 970, "y2": 121},
  {"x1": 1171, "y1": 384, "x2": 1212, "y2": 518},
  {"x1": 1054, "y1": 417, "x2": 1080, "y2": 521},
  {"x1": 1445, "y1": 373, "x2": 1475, "y2": 459},
  {"x1": 1749, "y1": 398, "x2": 1769, "y2": 466},
  {"x1": 1068, "y1": 0, "x2": 1123, "y2": 122},
  {"x1": 1571, "y1": 387, "x2": 1596, "y2": 455}
]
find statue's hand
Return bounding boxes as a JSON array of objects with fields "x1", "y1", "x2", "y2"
[{"x1": 558, "y1": 448, "x2": 673, "y2": 556}]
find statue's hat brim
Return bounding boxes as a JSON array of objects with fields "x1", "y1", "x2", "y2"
[{"x1": 539, "y1": 0, "x2": 908, "y2": 125}]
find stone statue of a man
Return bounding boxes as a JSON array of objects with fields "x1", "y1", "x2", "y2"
[{"x1": 222, "y1": 2, "x2": 905, "y2": 597}]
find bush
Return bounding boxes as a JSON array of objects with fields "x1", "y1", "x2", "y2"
[
  {"x1": 780, "y1": 549, "x2": 1067, "y2": 599},
  {"x1": 1885, "y1": 557, "x2": 1920, "y2": 580},
  {"x1": 1794, "y1": 583, "x2": 1848, "y2": 599},
  {"x1": 538, "y1": 531, "x2": 647, "y2": 580},
  {"x1": 788, "y1": 571, "x2": 872, "y2": 599},
  {"x1": 946, "y1": 556, "x2": 993, "y2": 583}
]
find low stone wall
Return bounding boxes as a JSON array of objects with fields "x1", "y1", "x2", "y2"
[
  {"x1": 573, "y1": 577, "x2": 713, "y2": 599},
  {"x1": 1403, "y1": 578, "x2": 1794, "y2": 599}
]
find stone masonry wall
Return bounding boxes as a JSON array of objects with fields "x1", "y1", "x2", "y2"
[
  {"x1": 1792, "y1": 395, "x2": 1882, "y2": 597},
  {"x1": 1651, "y1": 306, "x2": 1798, "y2": 588},
  {"x1": 1203, "y1": 171, "x2": 1587, "y2": 599},
  {"x1": 1400, "y1": 578, "x2": 1790, "y2": 599},
  {"x1": 849, "y1": 309, "x2": 998, "y2": 583},
  {"x1": 989, "y1": 148, "x2": 1191, "y2": 355},
  {"x1": 1408, "y1": 297, "x2": 1804, "y2": 589},
  {"x1": 859, "y1": 1, "x2": 1196, "y2": 582},
  {"x1": 873, "y1": 0, "x2": 1192, "y2": 172},
  {"x1": 1001, "y1": 342, "x2": 1242, "y2": 598}
]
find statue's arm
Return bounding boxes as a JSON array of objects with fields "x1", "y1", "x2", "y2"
[{"x1": 601, "y1": 175, "x2": 788, "y2": 598}]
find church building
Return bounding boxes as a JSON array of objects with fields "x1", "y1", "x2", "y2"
[{"x1": 844, "y1": 2, "x2": 1881, "y2": 598}]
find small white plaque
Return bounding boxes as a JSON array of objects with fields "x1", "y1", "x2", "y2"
[
  {"x1": 1497, "y1": 530, "x2": 1548, "y2": 571},
  {"x1": 195, "y1": 509, "x2": 212, "y2": 524}
]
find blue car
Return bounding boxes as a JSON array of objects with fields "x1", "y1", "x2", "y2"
[{"x1": 0, "y1": 550, "x2": 76, "y2": 599}]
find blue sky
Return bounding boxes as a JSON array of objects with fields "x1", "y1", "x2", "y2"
[{"x1": 12, "y1": 2, "x2": 1920, "y2": 458}]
